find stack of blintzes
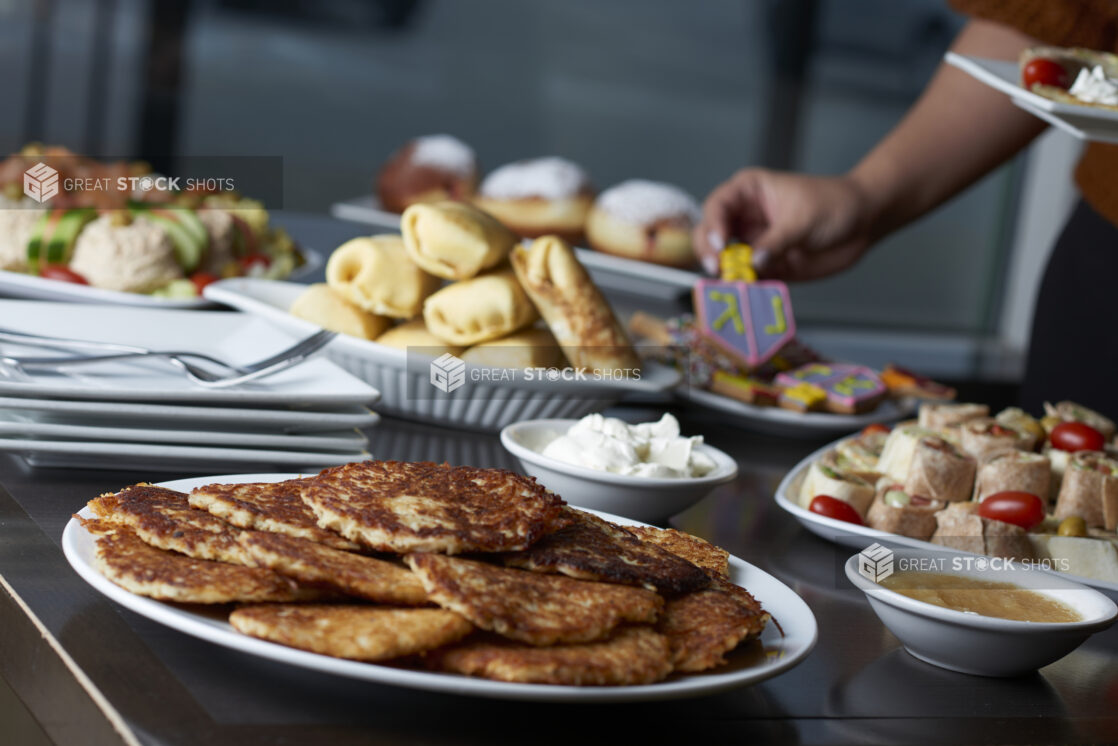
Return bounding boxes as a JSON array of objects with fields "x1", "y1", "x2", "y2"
[
  {"x1": 80, "y1": 460, "x2": 768, "y2": 686},
  {"x1": 290, "y1": 199, "x2": 639, "y2": 376}
]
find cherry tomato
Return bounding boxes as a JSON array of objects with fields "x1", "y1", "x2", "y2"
[
  {"x1": 809, "y1": 495, "x2": 864, "y2": 525},
  {"x1": 40, "y1": 265, "x2": 88, "y2": 285},
  {"x1": 861, "y1": 423, "x2": 890, "y2": 436},
  {"x1": 240, "y1": 253, "x2": 271, "y2": 272},
  {"x1": 979, "y1": 491, "x2": 1045, "y2": 530},
  {"x1": 1050, "y1": 421, "x2": 1105, "y2": 453},
  {"x1": 190, "y1": 271, "x2": 220, "y2": 295},
  {"x1": 1022, "y1": 58, "x2": 1071, "y2": 90}
]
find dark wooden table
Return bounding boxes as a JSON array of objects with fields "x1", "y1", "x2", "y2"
[{"x1": 3, "y1": 214, "x2": 1118, "y2": 745}]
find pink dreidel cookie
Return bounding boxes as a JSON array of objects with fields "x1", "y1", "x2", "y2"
[
  {"x1": 692, "y1": 279, "x2": 796, "y2": 370},
  {"x1": 820, "y1": 365, "x2": 886, "y2": 414}
]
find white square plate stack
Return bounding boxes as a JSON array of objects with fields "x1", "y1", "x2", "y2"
[{"x1": 0, "y1": 300, "x2": 380, "y2": 472}]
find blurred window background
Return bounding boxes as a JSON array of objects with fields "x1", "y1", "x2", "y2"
[{"x1": 0, "y1": 0, "x2": 1081, "y2": 383}]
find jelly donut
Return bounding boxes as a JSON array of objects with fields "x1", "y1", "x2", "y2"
[
  {"x1": 472, "y1": 157, "x2": 593, "y2": 243},
  {"x1": 376, "y1": 134, "x2": 478, "y2": 214},
  {"x1": 585, "y1": 180, "x2": 700, "y2": 267}
]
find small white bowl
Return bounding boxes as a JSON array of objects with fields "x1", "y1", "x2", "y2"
[
  {"x1": 845, "y1": 547, "x2": 1117, "y2": 677},
  {"x1": 499, "y1": 418, "x2": 738, "y2": 523}
]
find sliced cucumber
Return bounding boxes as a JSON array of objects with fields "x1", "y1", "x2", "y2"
[
  {"x1": 44, "y1": 208, "x2": 96, "y2": 264},
  {"x1": 25, "y1": 212, "x2": 52, "y2": 274},
  {"x1": 132, "y1": 205, "x2": 205, "y2": 273}
]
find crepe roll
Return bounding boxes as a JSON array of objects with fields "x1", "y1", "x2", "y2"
[
  {"x1": 799, "y1": 457, "x2": 874, "y2": 516},
  {"x1": 1053, "y1": 451, "x2": 1118, "y2": 530},
  {"x1": 326, "y1": 235, "x2": 441, "y2": 318},
  {"x1": 1045, "y1": 400, "x2": 1116, "y2": 440},
  {"x1": 975, "y1": 451, "x2": 1051, "y2": 505},
  {"x1": 903, "y1": 436, "x2": 976, "y2": 503},
  {"x1": 376, "y1": 319, "x2": 464, "y2": 356},
  {"x1": 401, "y1": 201, "x2": 517, "y2": 280},
  {"x1": 918, "y1": 402, "x2": 989, "y2": 431},
  {"x1": 959, "y1": 420, "x2": 1030, "y2": 463},
  {"x1": 289, "y1": 284, "x2": 391, "y2": 341},
  {"x1": 460, "y1": 327, "x2": 565, "y2": 369},
  {"x1": 423, "y1": 270, "x2": 538, "y2": 346},
  {"x1": 866, "y1": 484, "x2": 943, "y2": 541},
  {"x1": 876, "y1": 424, "x2": 940, "y2": 482},
  {"x1": 510, "y1": 235, "x2": 640, "y2": 376}
]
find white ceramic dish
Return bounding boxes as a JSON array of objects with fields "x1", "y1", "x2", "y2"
[
  {"x1": 205, "y1": 278, "x2": 681, "y2": 432},
  {"x1": 64, "y1": 472, "x2": 817, "y2": 703},
  {"x1": 946, "y1": 53, "x2": 1118, "y2": 144},
  {"x1": 844, "y1": 547, "x2": 1116, "y2": 676},
  {"x1": 0, "y1": 395, "x2": 379, "y2": 433},
  {"x1": 0, "y1": 300, "x2": 380, "y2": 406},
  {"x1": 775, "y1": 436, "x2": 1118, "y2": 596},
  {"x1": 0, "y1": 247, "x2": 323, "y2": 308},
  {"x1": 4, "y1": 439, "x2": 367, "y2": 472},
  {"x1": 678, "y1": 386, "x2": 915, "y2": 438},
  {"x1": 330, "y1": 196, "x2": 698, "y2": 300},
  {"x1": 500, "y1": 418, "x2": 738, "y2": 523},
  {"x1": 0, "y1": 409, "x2": 366, "y2": 451}
]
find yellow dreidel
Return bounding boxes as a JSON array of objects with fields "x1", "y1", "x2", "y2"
[{"x1": 720, "y1": 242, "x2": 757, "y2": 282}]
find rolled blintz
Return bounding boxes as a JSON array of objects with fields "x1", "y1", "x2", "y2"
[
  {"x1": 865, "y1": 484, "x2": 943, "y2": 541},
  {"x1": 289, "y1": 283, "x2": 391, "y2": 340},
  {"x1": 1054, "y1": 451, "x2": 1118, "y2": 530},
  {"x1": 876, "y1": 423, "x2": 940, "y2": 482},
  {"x1": 510, "y1": 235, "x2": 640, "y2": 376},
  {"x1": 975, "y1": 450, "x2": 1051, "y2": 505},
  {"x1": 326, "y1": 235, "x2": 440, "y2": 318},
  {"x1": 422, "y1": 270, "x2": 538, "y2": 346},
  {"x1": 959, "y1": 420, "x2": 1030, "y2": 463},
  {"x1": 799, "y1": 456, "x2": 875, "y2": 516},
  {"x1": 918, "y1": 402, "x2": 989, "y2": 431},
  {"x1": 375, "y1": 319, "x2": 463, "y2": 356},
  {"x1": 903, "y1": 436, "x2": 976, "y2": 503},
  {"x1": 460, "y1": 327, "x2": 565, "y2": 369},
  {"x1": 401, "y1": 201, "x2": 517, "y2": 280}
]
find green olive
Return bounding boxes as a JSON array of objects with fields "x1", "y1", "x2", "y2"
[{"x1": 1058, "y1": 516, "x2": 1088, "y2": 537}]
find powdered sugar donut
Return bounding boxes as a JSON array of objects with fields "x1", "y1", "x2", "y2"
[
  {"x1": 472, "y1": 157, "x2": 594, "y2": 243},
  {"x1": 377, "y1": 135, "x2": 478, "y2": 213},
  {"x1": 585, "y1": 180, "x2": 699, "y2": 267}
]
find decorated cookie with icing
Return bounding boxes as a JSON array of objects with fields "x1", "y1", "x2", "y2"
[
  {"x1": 692, "y1": 279, "x2": 796, "y2": 370},
  {"x1": 779, "y1": 382, "x2": 827, "y2": 412},
  {"x1": 776, "y1": 362, "x2": 885, "y2": 414},
  {"x1": 709, "y1": 370, "x2": 779, "y2": 407}
]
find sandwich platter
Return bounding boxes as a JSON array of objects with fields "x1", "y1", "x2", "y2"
[{"x1": 775, "y1": 436, "x2": 1118, "y2": 596}]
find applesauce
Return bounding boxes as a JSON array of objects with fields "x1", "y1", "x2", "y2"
[{"x1": 879, "y1": 571, "x2": 1081, "y2": 623}]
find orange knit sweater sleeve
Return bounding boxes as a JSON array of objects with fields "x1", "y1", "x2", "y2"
[
  {"x1": 949, "y1": 0, "x2": 1118, "y2": 51},
  {"x1": 950, "y1": 0, "x2": 1118, "y2": 227}
]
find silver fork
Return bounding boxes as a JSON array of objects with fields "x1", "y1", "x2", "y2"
[{"x1": 0, "y1": 329, "x2": 336, "y2": 389}]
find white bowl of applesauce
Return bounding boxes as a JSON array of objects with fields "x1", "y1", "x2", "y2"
[{"x1": 845, "y1": 546, "x2": 1117, "y2": 677}]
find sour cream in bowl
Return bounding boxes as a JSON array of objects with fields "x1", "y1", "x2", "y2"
[{"x1": 500, "y1": 413, "x2": 738, "y2": 522}]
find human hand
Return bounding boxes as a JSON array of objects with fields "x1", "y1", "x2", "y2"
[{"x1": 693, "y1": 168, "x2": 875, "y2": 281}]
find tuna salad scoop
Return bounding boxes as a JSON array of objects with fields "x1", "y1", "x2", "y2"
[{"x1": 69, "y1": 215, "x2": 182, "y2": 293}]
